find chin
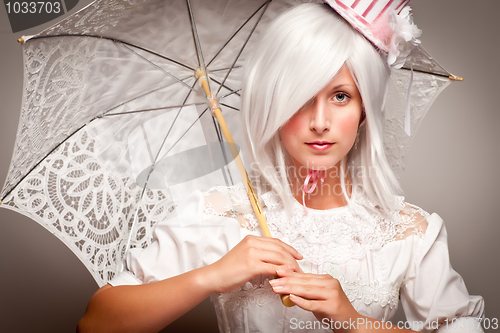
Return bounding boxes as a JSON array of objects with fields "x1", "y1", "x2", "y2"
[{"x1": 299, "y1": 160, "x2": 342, "y2": 171}]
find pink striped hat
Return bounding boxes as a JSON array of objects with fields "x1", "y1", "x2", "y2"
[{"x1": 323, "y1": 0, "x2": 420, "y2": 67}]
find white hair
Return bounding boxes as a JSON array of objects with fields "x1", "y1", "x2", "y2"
[{"x1": 241, "y1": 3, "x2": 401, "y2": 213}]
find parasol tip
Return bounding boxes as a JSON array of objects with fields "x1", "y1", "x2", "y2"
[
  {"x1": 17, "y1": 35, "x2": 35, "y2": 43},
  {"x1": 449, "y1": 75, "x2": 464, "y2": 81}
]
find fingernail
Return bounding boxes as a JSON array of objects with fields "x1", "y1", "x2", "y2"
[
  {"x1": 272, "y1": 285, "x2": 283, "y2": 290},
  {"x1": 269, "y1": 279, "x2": 277, "y2": 286},
  {"x1": 276, "y1": 269, "x2": 284, "y2": 275}
]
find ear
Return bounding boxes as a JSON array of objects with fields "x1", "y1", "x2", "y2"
[{"x1": 359, "y1": 108, "x2": 366, "y2": 126}]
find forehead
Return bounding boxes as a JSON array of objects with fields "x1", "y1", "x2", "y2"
[{"x1": 317, "y1": 66, "x2": 359, "y2": 94}]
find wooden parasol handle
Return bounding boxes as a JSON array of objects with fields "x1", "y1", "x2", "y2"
[{"x1": 196, "y1": 69, "x2": 294, "y2": 307}]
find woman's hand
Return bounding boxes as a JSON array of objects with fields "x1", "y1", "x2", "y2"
[
  {"x1": 269, "y1": 270, "x2": 359, "y2": 323},
  {"x1": 206, "y1": 235, "x2": 303, "y2": 294},
  {"x1": 269, "y1": 271, "x2": 418, "y2": 332}
]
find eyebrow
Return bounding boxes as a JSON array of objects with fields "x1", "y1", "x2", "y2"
[{"x1": 331, "y1": 84, "x2": 355, "y2": 90}]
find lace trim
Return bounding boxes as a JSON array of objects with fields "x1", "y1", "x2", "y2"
[
  {"x1": 213, "y1": 277, "x2": 279, "y2": 311},
  {"x1": 201, "y1": 186, "x2": 429, "y2": 267},
  {"x1": 2, "y1": 37, "x2": 97, "y2": 199},
  {"x1": 395, "y1": 198, "x2": 429, "y2": 240},
  {"x1": 202, "y1": 186, "x2": 425, "y2": 311},
  {"x1": 39, "y1": 0, "x2": 149, "y2": 37},
  {"x1": 211, "y1": 275, "x2": 399, "y2": 313},
  {"x1": 2, "y1": 128, "x2": 173, "y2": 286},
  {"x1": 338, "y1": 276, "x2": 399, "y2": 310}
]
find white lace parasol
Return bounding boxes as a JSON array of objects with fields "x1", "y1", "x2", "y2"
[{"x1": 0, "y1": 0, "x2": 458, "y2": 286}]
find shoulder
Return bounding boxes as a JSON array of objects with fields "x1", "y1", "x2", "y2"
[
  {"x1": 203, "y1": 185, "x2": 261, "y2": 231},
  {"x1": 393, "y1": 197, "x2": 447, "y2": 248},
  {"x1": 394, "y1": 198, "x2": 430, "y2": 240},
  {"x1": 203, "y1": 185, "x2": 252, "y2": 215}
]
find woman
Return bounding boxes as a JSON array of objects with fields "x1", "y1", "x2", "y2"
[{"x1": 78, "y1": 3, "x2": 484, "y2": 332}]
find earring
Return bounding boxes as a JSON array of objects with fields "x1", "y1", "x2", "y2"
[{"x1": 354, "y1": 130, "x2": 360, "y2": 150}]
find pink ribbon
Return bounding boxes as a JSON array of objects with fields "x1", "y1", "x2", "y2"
[{"x1": 302, "y1": 169, "x2": 326, "y2": 214}]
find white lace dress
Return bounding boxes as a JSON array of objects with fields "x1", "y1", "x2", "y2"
[{"x1": 110, "y1": 185, "x2": 484, "y2": 332}]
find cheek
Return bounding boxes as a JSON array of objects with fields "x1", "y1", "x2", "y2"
[
  {"x1": 281, "y1": 113, "x2": 304, "y2": 134},
  {"x1": 279, "y1": 113, "x2": 305, "y2": 143},
  {"x1": 337, "y1": 113, "x2": 361, "y2": 137}
]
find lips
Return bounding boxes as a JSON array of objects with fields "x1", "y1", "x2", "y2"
[{"x1": 306, "y1": 141, "x2": 334, "y2": 151}]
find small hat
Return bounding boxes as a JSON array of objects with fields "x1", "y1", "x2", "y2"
[
  {"x1": 323, "y1": 0, "x2": 421, "y2": 68},
  {"x1": 323, "y1": 0, "x2": 461, "y2": 175}
]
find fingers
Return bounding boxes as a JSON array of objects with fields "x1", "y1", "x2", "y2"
[
  {"x1": 269, "y1": 273, "x2": 340, "y2": 300},
  {"x1": 271, "y1": 239, "x2": 303, "y2": 261},
  {"x1": 240, "y1": 236, "x2": 303, "y2": 273},
  {"x1": 288, "y1": 294, "x2": 317, "y2": 311},
  {"x1": 245, "y1": 251, "x2": 299, "y2": 276},
  {"x1": 212, "y1": 235, "x2": 303, "y2": 292},
  {"x1": 244, "y1": 235, "x2": 303, "y2": 260},
  {"x1": 269, "y1": 273, "x2": 353, "y2": 320}
]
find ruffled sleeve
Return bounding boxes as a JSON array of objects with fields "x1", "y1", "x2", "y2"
[
  {"x1": 400, "y1": 214, "x2": 485, "y2": 332},
  {"x1": 109, "y1": 189, "x2": 244, "y2": 286}
]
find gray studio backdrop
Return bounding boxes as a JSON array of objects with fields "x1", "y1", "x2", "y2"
[{"x1": 0, "y1": 1, "x2": 498, "y2": 332}]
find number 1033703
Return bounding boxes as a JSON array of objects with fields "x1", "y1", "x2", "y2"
[
  {"x1": 443, "y1": 317, "x2": 498, "y2": 330},
  {"x1": 5, "y1": 2, "x2": 62, "y2": 14}
]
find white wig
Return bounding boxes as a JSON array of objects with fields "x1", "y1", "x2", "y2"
[{"x1": 241, "y1": 3, "x2": 401, "y2": 213}]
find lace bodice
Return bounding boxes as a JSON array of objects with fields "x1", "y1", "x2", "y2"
[
  {"x1": 203, "y1": 185, "x2": 428, "y2": 269},
  {"x1": 203, "y1": 185, "x2": 429, "y2": 331},
  {"x1": 111, "y1": 185, "x2": 484, "y2": 333}
]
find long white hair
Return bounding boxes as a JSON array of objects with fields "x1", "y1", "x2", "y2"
[{"x1": 241, "y1": 3, "x2": 401, "y2": 213}]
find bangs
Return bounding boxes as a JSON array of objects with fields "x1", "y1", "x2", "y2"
[{"x1": 243, "y1": 4, "x2": 364, "y2": 145}]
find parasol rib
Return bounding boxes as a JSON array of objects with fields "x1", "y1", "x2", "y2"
[
  {"x1": 220, "y1": 89, "x2": 242, "y2": 100},
  {"x1": 219, "y1": 103, "x2": 239, "y2": 112},
  {"x1": 153, "y1": 81, "x2": 199, "y2": 164},
  {"x1": 209, "y1": 66, "x2": 242, "y2": 72},
  {"x1": 211, "y1": 116, "x2": 234, "y2": 186},
  {"x1": 100, "y1": 76, "x2": 194, "y2": 117},
  {"x1": 154, "y1": 107, "x2": 210, "y2": 164},
  {"x1": 207, "y1": 0, "x2": 271, "y2": 67},
  {"x1": 120, "y1": 43, "x2": 203, "y2": 97},
  {"x1": 186, "y1": 0, "x2": 211, "y2": 95},
  {"x1": 207, "y1": 76, "x2": 241, "y2": 97},
  {"x1": 140, "y1": 124, "x2": 155, "y2": 164},
  {"x1": 401, "y1": 66, "x2": 463, "y2": 81},
  {"x1": 1, "y1": 121, "x2": 86, "y2": 202},
  {"x1": 27, "y1": 34, "x2": 196, "y2": 72},
  {"x1": 121, "y1": 106, "x2": 210, "y2": 258},
  {"x1": 102, "y1": 103, "x2": 206, "y2": 117},
  {"x1": 215, "y1": 1, "x2": 270, "y2": 96}
]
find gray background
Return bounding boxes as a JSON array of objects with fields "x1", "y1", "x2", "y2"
[{"x1": 0, "y1": 1, "x2": 498, "y2": 332}]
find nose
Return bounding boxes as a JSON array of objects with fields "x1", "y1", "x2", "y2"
[{"x1": 309, "y1": 99, "x2": 330, "y2": 132}]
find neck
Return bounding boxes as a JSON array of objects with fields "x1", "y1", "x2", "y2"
[{"x1": 289, "y1": 164, "x2": 351, "y2": 210}]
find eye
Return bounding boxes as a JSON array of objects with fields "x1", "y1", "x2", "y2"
[{"x1": 333, "y1": 92, "x2": 350, "y2": 103}]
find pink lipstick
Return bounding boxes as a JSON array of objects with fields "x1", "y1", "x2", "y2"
[{"x1": 306, "y1": 141, "x2": 334, "y2": 151}]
